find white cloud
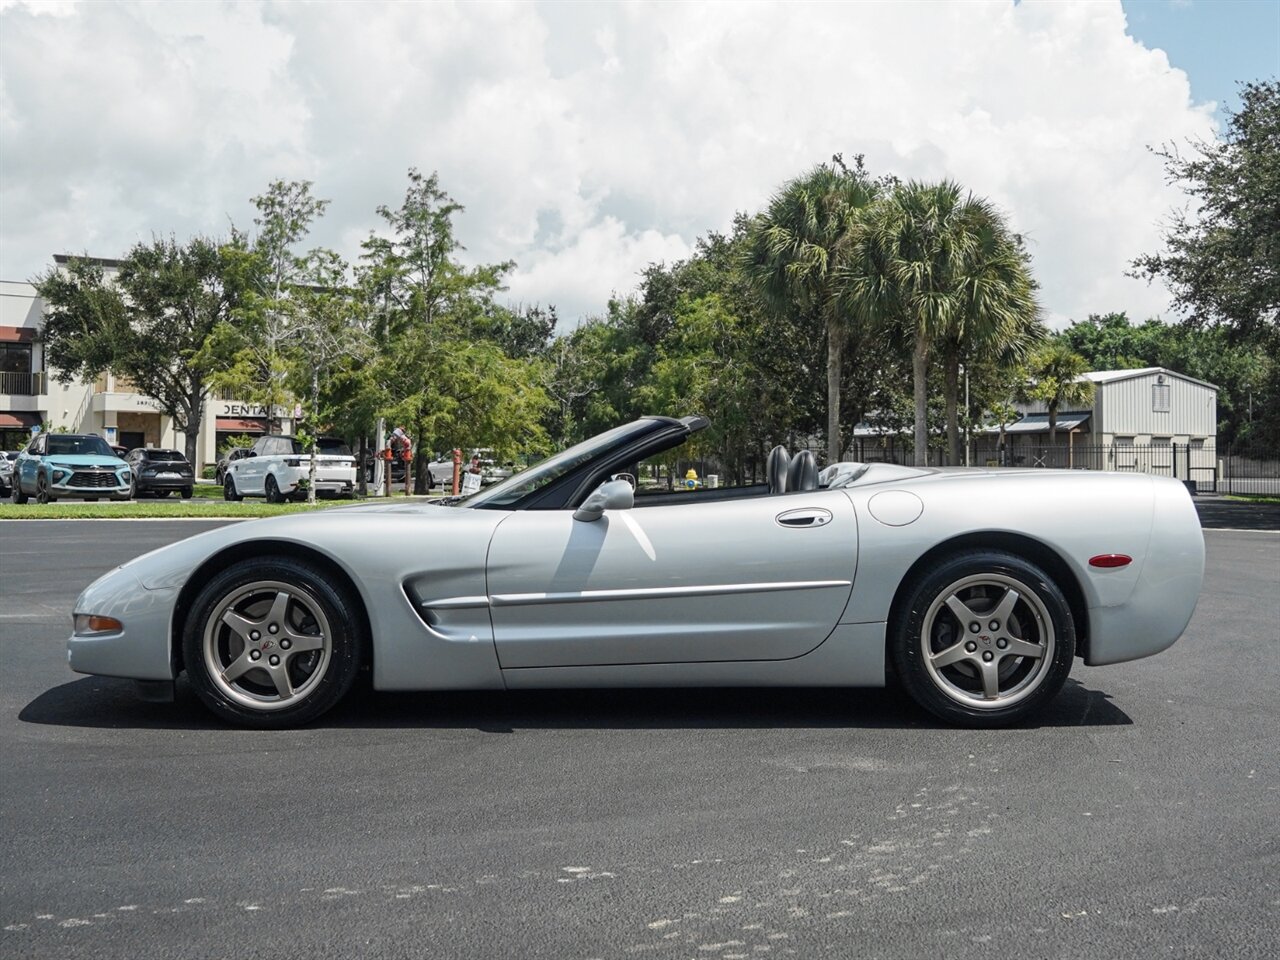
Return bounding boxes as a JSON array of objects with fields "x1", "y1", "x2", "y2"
[{"x1": 0, "y1": 0, "x2": 1217, "y2": 327}]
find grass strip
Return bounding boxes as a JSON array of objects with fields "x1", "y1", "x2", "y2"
[{"x1": 0, "y1": 499, "x2": 404, "y2": 520}]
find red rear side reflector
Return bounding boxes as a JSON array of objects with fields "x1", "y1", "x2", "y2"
[{"x1": 1089, "y1": 554, "x2": 1133, "y2": 568}]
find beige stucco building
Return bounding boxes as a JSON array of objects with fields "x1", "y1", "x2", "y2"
[{"x1": 1, "y1": 259, "x2": 293, "y2": 465}]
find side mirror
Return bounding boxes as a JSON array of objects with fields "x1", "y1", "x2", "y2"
[{"x1": 573, "y1": 478, "x2": 634, "y2": 522}]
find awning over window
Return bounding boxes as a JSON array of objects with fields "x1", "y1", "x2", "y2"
[
  {"x1": 0, "y1": 411, "x2": 42, "y2": 428},
  {"x1": 996, "y1": 412, "x2": 1091, "y2": 435},
  {"x1": 215, "y1": 417, "x2": 269, "y2": 433}
]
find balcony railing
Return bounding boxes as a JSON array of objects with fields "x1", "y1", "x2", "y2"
[{"x1": 0, "y1": 371, "x2": 45, "y2": 395}]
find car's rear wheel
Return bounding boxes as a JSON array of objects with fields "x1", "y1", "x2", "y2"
[
  {"x1": 181, "y1": 486, "x2": 193, "y2": 499},
  {"x1": 265, "y1": 475, "x2": 284, "y2": 504},
  {"x1": 890, "y1": 550, "x2": 1075, "y2": 727},
  {"x1": 223, "y1": 475, "x2": 242, "y2": 502},
  {"x1": 11, "y1": 475, "x2": 28, "y2": 504},
  {"x1": 182, "y1": 557, "x2": 365, "y2": 727}
]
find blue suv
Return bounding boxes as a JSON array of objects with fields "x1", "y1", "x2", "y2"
[{"x1": 10, "y1": 433, "x2": 132, "y2": 504}]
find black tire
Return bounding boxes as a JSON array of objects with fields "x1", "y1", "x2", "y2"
[
  {"x1": 181, "y1": 486, "x2": 193, "y2": 500},
  {"x1": 12, "y1": 475, "x2": 28, "y2": 504},
  {"x1": 890, "y1": 550, "x2": 1075, "y2": 727},
  {"x1": 35, "y1": 472, "x2": 54, "y2": 504},
  {"x1": 223, "y1": 475, "x2": 242, "y2": 502},
  {"x1": 182, "y1": 556, "x2": 365, "y2": 727},
  {"x1": 265, "y1": 475, "x2": 284, "y2": 504}
]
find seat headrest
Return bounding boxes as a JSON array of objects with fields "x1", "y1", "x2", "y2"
[
  {"x1": 766, "y1": 445, "x2": 790, "y2": 495},
  {"x1": 787, "y1": 449, "x2": 818, "y2": 492}
]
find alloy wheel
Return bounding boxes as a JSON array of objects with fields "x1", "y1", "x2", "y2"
[{"x1": 201, "y1": 580, "x2": 333, "y2": 712}]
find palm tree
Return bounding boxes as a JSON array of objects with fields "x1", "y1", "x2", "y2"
[
  {"x1": 849, "y1": 181, "x2": 996, "y2": 466},
  {"x1": 1024, "y1": 343, "x2": 1095, "y2": 444},
  {"x1": 745, "y1": 165, "x2": 879, "y2": 461},
  {"x1": 942, "y1": 225, "x2": 1044, "y2": 464}
]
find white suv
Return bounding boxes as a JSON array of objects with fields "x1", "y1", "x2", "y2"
[{"x1": 223, "y1": 436, "x2": 357, "y2": 503}]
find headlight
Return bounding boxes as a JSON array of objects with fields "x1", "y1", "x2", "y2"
[
  {"x1": 52, "y1": 468, "x2": 70, "y2": 482},
  {"x1": 73, "y1": 614, "x2": 123, "y2": 636}
]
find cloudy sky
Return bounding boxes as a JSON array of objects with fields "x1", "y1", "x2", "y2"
[{"x1": 1, "y1": 0, "x2": 1276, "y2": 329}]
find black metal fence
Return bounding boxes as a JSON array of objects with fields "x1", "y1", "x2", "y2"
[{"x1": 849, "y1": 438, "x2": 1280, "y2": 496}]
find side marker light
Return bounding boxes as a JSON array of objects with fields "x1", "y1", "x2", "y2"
[{"x1": 1088, "y1": 554, "x2": 1132, "y2": 569}]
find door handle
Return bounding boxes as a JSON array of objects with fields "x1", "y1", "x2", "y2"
[{"x1": 775, "y1": 508, "x2": 833, "y2": 528}]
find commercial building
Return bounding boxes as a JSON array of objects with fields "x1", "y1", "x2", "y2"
[{"x1": 1, "y1": 258, "x2": 294, "y2": 464}]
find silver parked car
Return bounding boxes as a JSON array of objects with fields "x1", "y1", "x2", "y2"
[
  {"x1": 0, "y1": 451, "x2": 18, "y2": 495},
  {"x1": 67, "y1": 415, "x2": 1204, "y2": 728}
]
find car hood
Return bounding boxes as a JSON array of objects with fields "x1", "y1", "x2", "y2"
[{"x1": 104, "y1": 499, "x2": 500, "y2": 591}]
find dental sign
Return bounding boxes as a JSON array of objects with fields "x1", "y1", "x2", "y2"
[{"x1": 217, "y1": 402, "x2": 277, "y2": 418}]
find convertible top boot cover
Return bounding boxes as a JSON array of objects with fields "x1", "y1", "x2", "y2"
[{"x1": 767, "y1": 445, "x2": 790, "y2": 494}]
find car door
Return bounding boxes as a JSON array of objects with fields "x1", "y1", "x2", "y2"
[
  {"x1": 238, "y1": 438, "x2": 270, "y2": 494},
  {"x1": 485, "y1": 489, "x2": 857, "y2": 668},
  {"x1": 17, "y1": 436, "x2": 43, "y2": 492}
]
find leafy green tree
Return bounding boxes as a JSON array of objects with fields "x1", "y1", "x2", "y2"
[
  {"x1": 940, "y1": 227, "x2": 1043, "y2": 464},
  {"x1": 1022, "y1": 343, "x2": 1094, "y2": 444},
  {"x1": 745, "y1": 163, "x2": 880, "y2": 460},
  {"x1": 846, "y1": 181, "x2": 1004, "y2": 465},
  {"x1": 36, "y1": 238, "x2": 243, "y2": 465},
  {"x1": 1132, "y1": 80, "x2": 1279, "y2": 449},
  {"x1": 1131, "y1": 80, "x2": 1278, "y2": 337},
  {"x1": 213, "y1": 180, "x2": 334, "y2": 432},
  {"x1": 360, "y1": 169, "x2": 547, "y2": 490}
]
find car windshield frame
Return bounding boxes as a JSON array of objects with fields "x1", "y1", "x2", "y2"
[
  {"x1": 145, "y1": 450, "x2": 187, "y2": 462},
  {"x1": 464, "y1": 421, "x2": 660, "y2": 509},
  {"x1": 46, "y1": 436, "x2": 116, "y2": 458}
]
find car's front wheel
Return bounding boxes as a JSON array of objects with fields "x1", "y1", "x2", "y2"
[
  {"x1": 890, "y1": 550, "x2": 1075, "y2": 727},
  {"x1": 35, "y1": 472, "x2": 55, "y2": 504},
  {"x1": 182, "y1": 557, "x2": 365, "y2": 727}
]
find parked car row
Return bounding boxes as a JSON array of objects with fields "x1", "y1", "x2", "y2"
[
  {"x1": 7, "y1": 434, "x2": 196, "y2": 504},
  {"x1": 3, "y1": 433, "x2": 523, "y2": 505}
]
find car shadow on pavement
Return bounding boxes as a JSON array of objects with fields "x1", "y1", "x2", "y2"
[{"x1": 20, "y1": 675, "x2": 1130, "y2": 732}]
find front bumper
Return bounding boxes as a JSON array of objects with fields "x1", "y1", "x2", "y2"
[{"x1": 69, "y1": 572, "x2": 178, "y2": 681}]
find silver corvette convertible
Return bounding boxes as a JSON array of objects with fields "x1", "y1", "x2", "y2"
[{"x1": 68, "y1": 415, "x2": 1205, "y2": 728}]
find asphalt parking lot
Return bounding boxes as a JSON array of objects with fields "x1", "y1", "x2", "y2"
[{"x1": 0, "y1": 505, "x2": 1277, "y2": 959}]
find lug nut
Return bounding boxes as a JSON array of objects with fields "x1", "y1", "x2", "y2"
[
  {"x1": 997, "y1": 638, "x2": 1008, "y2": 649},
  {"x1": 280, "y1": 639, "x2": 291, "y2": 650},
  {"x1": 965, "y1": 641, "x2": 978, "y2": 653},
  {"x1": 249, "y1": 630, "x2": 260, "y2": 641},
  {"x1": 249, "y1": 650, "x2": 261, "y2": 661},
  {"x1": 268, "y1": 623, "x2": 279, "y2": 634},
  {"x1": 988, "y1": 620, "x2": 1000, "y2": 631},
  {"x1": 969, "y1": 622, "x2": 981, "y2": 633},
  {"x1": 982, "y1": 651, "x2": 994, "y2": 662},
  {"x1": 268, "y1": 654, "x2": 280, "y2": 666}
]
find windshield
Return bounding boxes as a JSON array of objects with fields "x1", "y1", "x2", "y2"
[
  {"x1": 465, "y1": 422, "x2": 653, "y2": 508},
  {"x1": 147, "y1": 450, "x2": 186, "y2": 462},
  {"x1": 47, "y1": 436, "x2": 115, "y2": 458}
]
